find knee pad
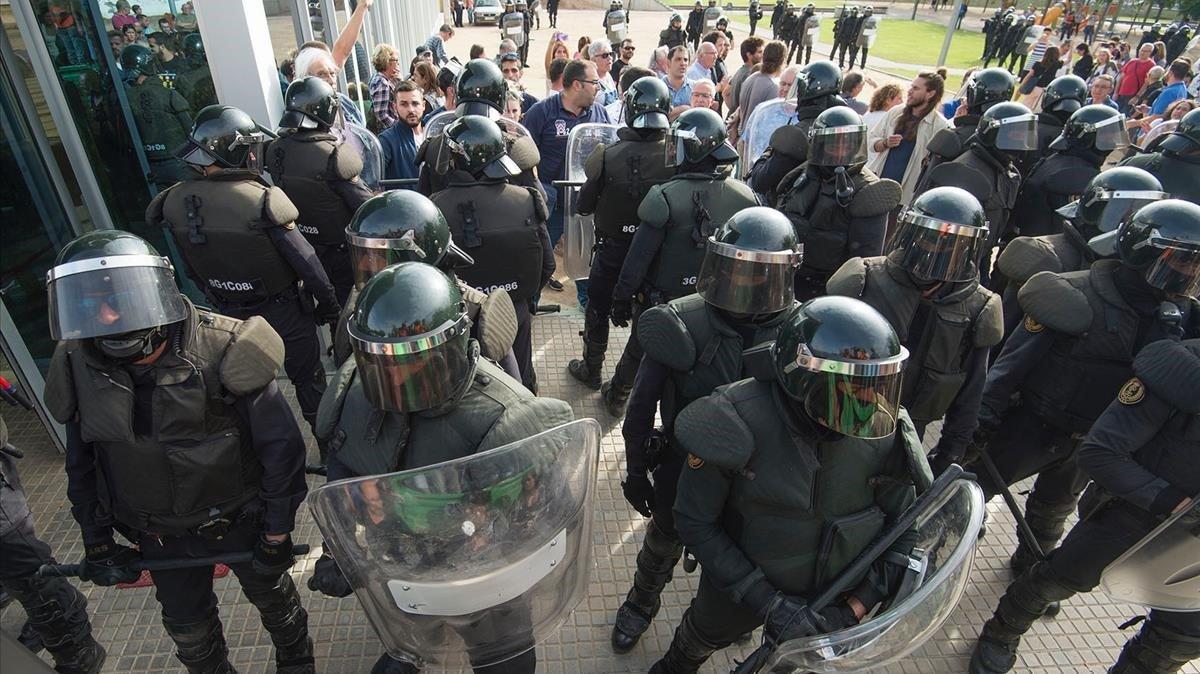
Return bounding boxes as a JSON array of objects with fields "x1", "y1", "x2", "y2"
[{"x1": 163, "y1": 609, "x2": 229, "y2": 669}]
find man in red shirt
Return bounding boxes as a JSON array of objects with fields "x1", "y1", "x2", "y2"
[{"x1": 1116, "y1": 42, "x2": 1156, "y2": 111}]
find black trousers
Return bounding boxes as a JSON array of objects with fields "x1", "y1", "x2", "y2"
[
  {"x1": 582, "y1": 239, "x2": 644, "y2": 390},
  {"x1": 511, "y1": 298, "x2": 536, "y2": 391}
]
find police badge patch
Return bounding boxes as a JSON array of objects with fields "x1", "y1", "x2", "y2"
[
  {"x1": 1118, "y1": 377, "x2": 1145, "y2": 405},
  {"x1": 1023, "y1": 315, "x2": 1045, "y2": 333},
  {"x1": 687, "y1": 453, "x2": 705, "y2": 469}
]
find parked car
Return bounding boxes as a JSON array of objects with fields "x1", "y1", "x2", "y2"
[{"x1": 473, "y1": 0, "x2": 503, "y2": 25}]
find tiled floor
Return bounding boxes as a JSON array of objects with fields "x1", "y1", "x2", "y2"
[{"x1": 2, "y1": 308, "x2": 1195, "y2": 673}]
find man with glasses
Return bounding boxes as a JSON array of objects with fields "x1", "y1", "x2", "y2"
[
  {"x1": 613, "y1": 38, "x2": 636, "y2": 83},
  {"x1": 688, "y1": 79, "x2": 717, "y2": 112},
  {"x1": 686, "y1": 41, "x2": 718, "y2": 83}
]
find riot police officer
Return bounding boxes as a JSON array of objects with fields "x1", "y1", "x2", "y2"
[
  {"x1": 150, "y1": 105, "x2": 339, "y2": 444},
  {"x1": 972, "y1": 199, "x2": 1200, "y2": 580},
  {"x1": 848, "y1": 6, "x2": 877, "y2": 70},
  {"x1": 650, "y1": 295, "x2": 933, "y2": 673},
  {"x1": 267, "y1": 76, "x2": 373, "y2": 307},
  {"x1": 971, "y1": 337, "x2": 1200, "y2": 674},
  {"x1": 121, "y1": 44, "x2": 192, "y2": 191},
  {"x1": 686, "y1": 1, "x2": 704, "y2": 49},
  {"x1": 659, "y1": 13, "x2": 687, "y2": 48},
  {"x1": 1165, "y1": 22, "x2": 1192, "y2": 62},
  {"x1": 747, "y1": 60, "x2": 846, "y2": 203},
  {"x1": 828, "y1": 186, "x2": 1003, "y2": 470},
  {"x1": 778, "y1": 7, "x2": 802, "y2": 64},
  {"x1": 567, "y1": 77, "x2": 674, "y2": 411},
  {"x1": 604, "y1": 0, "x2": 628, "y2": 44},
  {"x1": 702, "y1": 0, "x2": 722, "y2": 38},
  {"x1": 919, "y1": 67, "x2": 1016, "y2": 180},
  {"x1": 981, "y1": 10, "x2": 1002, "y2": 61},
  {"x1": 748, "y1": 0, "x2": 763, "y2": 35},
  {"x1": 777, "y1": 106, "x2": 901, "y2": 300},
  {"x1": 1022, "y1": 74, "x2": 1088, "y2": 171},
  {"x1": 175, "y1": 33, "x2": 215, "y2": 115},
  {"x1": 610, "y1": 107, "x2": 757, "y2": 407},
  {"x1": 309, "y1": 262, "x2": 574, "y2": 674},
  {"x1": 798, "y1": 3, "x2": 820, "y2": 65},
  {"x1": 611, "y1": 208, "x2": 801, "y2": 654},
  {"x1": 995, "y1": 16, "x2": 1029, "y2": 72},
  {"x1": 984, "y1": 12, "x2": 1016, "y2": 66},
  {"x1": 43, "y1": 231, "x2": 314, "y2": 674},
  {"x1": 1007, "y1": 104, "x2": 1127, "y2": 240},
  {"x1": 1, "y1": 414, "x2": 106, "y2": 674},
  {"x1": 835, "y1": 5, "x2": 861, "y2": 67},
  {"x1": 1120, "y1": 107, "x2": 1200, "y2": 204},
  {"x1": 430, "y1": 115, "x2": 554, "y2": 392},
  {"x1": 770, "y1": 0, "x2": 787, "y2": 37},
  {"x1": 515, "y1": 0, "x2": 532, "y2": 66},
  {"x1": 1139, "y1": 22, "x2": 1163, "y2": 48}
]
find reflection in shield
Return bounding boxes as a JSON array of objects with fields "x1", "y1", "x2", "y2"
[
  {"x1": 554, "y1": 123, "x2": 621, "y2": 280},
  {"x1": 1100, "y1": 496, "x2": 1200, "y2": 612},
  {"x1": 308, "y1": 419, "x2": 601, "y2": 668}
]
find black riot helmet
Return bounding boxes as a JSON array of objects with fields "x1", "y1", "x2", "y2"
[
  {"x1": 1040, "y1": 75, "x2": 1088, "y2": 120},
  {"x1": 624, "y1": 76, "x2": 671, "y2": 131},
  {"x1": 975, "y1": 101, "x2": 1037, "y2": 154},
  {"x1": 1058, "y1": 167, "x2": 1167, "y2": 254},
  {"x1": 807, "y1": 106, "x2": 868, "y2": 170},
  {"x1": 181, "y1": 32, "x2": 205, "y2": 63},
  {"x1": 772, "y1": 296, "x2": 909, "y2": 439},
  {"x1": 444, "y1": 115, "x2": 521, "y2": 179},
  {"x1": 120, "y1": 44, "x2": 158, "y2": 79},
  {"x1": 965, "y1": 67, "x2": 1017, "y2": 115},
  {"x1": 891, "y1": 186, "x2": 989, "y2": 282},
  {"x1": 176, "y1": 105, "x2": 275, "y2": 172},
  {"x1": 1048, "y1": 104, "x2": 1128, "y2": 153},
  {"x1": 666, "y1": 107, "x2": 739, "y2": 167},
  {"x1": 1159, "y1": 108, "x2": 1200, "y2": 159},
  {"x1": 670, "y1": 12, "x2": 683, "y2": 26},
  {"x1": 46, "y1": 231, "x2": 188, "y2": 362},
  {"x1": 437, "y1": 59, "x2": 464, "y2": 92},
  {"x1": 346, "y1": 191, "x2": 473, "y2": 290},
  {"x1": 793, "y1": 60, "x2": 843, "y2": 104},
  {"x1": 697, "y1": 207, "x2": 802, "y2": 315},
  {"x1": 279, "y1": 76, "x2": 340, "y2": 130},
  {"x1": 1115, "y1": 199, "x2": 1200, "y2": 299},
  {"x1": 455, "y1": 58, "x2": 508, "y2": 119},
  {"x1": 350, "y1": 263, "x2": 474, "y2": 413}
]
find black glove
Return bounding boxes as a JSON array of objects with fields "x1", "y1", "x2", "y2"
[
  {"x1": 621, "y1": 473, "x2": 655, "y2": 517},
  {"x1": 610, "y1": 298, "x2": 633, "y2": 328},
  {"x1": 927, "y1": 450, "x2": 963, "y2": 477},
  {"x1": 307, "y1": 554, "x2": 353, "y2": 598},
  {"x1": 79, "y1": 540, "x2": 142, "y2": 586},
  {"x1": 252, "y1": 535, "x2": 295, "y2": 577},
  {"x1": 763, "y1": 594, "x2": 859, "y2": 645},
  {"x1": 314, "y1": 302, "x2": 341, "y2": 327}
]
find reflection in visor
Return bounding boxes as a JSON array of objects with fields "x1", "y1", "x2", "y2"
[
  {"x1": 891, "y1": 214, "x2": 988, "y2": 282},
  {"x1": 47, "y1": 258, "x2": 187, "y2": 341},
  {"x1": 1144, "y1": 245, "x2": 1200, "y2": 299},
  {"x1": 1087, "y1": 114, "x2": 1131, "y2": 151},
  {"x1": 696, "y1": 239, "x2": 802, "y2": 314},
  {"x1": 349, "y1": 231, "x2": 430, "y2": 290},
  {"x1": 666, "y1": 127, "x2": 700, "y2": 167},
  {"x1": 991, "y1": 114, "x2": 1038, "y2": 151},
  {"x1": 805, "y1": 371, "x2": 903, "y2": 439},
  {"x1": 808, "y1": 125, "x2": 868, "y2": 167}
]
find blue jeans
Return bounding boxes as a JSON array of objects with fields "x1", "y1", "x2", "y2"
[{"x1": 541, "y1": 180, "x2": 564, "y2": 248}]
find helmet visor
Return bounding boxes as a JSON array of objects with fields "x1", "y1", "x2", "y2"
[
  {"x1": 891, "y1": 212, "x2": 989, "y2": 282},
  {"x1": 47, "y1": 255, "x2": 187, "y2": 341},
  {"x1": 665, "y1": 127, "x2": 700, "y2": 167},
  {"x1": 1143, "y1": 241, "x2": 1200, "y2": 299},
  {"x1": 696, "y1": 238, "x2": 802, "y2": 315},
  {"x1": 808, "y1": 124, "x2": 868, "y2": 167},
  {"x1": 1089, "y1": 114, "x2": 1131, "y2": 151},
  {"x1": 1082, "y1": 189, "x2": 1170, "y2": 234},
  {"x1": 349, "y1": 231, "x2": 437, "y2": 291},
  {"x1": 351, "y1": 318, "x2": 473, "y2": 413},
  {"x1": 780, "y1": 345, "x2": 908, "y2": 439},
  {"x1": 991, "y1": 113, "x2": 1038, "y2": 151}
]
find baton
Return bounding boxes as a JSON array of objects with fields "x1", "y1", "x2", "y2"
[
  {"x1": 1, "y1": 443, "x2": 24, "y2": 459},
  {"x1": 732, "y1": 465, "x2": 970, "y2": 674},
  {"x1": 38, "y1": 544, "x2": 311, "y2": 578},
  {"x1": 0, "y1": 375, "x2": 34, "y2": 410}
]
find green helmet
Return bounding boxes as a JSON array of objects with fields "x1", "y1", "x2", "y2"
[
  {"x1": 1115, "y1": 199, "x2": 1200, "y2": 299},
  {"x1": 1040, "y1": 75, "x2": 1087, "y2": 120},
  {"x1": 892, "y1": 186, "x2": 989, "y2": 282},
  {"x1": 349, "y1": 262, "x2": 474, "y2": 412},
  {"x1": 965, "y1": 67, "x2": 1017, "y2": 115},
  {"x1": 46, "y1": 231, "x2": 187, "y2": 361},
  {"x1": 697, "y1": 207, "x2": 802, "y2": 315},
  {"x1": 120, "y1": 44, "x2": 158, "y2": 79},
  {"x1": 1160, "y1": 108, "x2": 1200, "y2": 158},
  {"x1": 444, "y1": 115, "x2": 521, "y2": 179},
  {"x1": 772, "y1": 296, "x2": 908, "y2": 439},
  {"x1": 1048, "y1": 104, "x2": 1127, "y2": 153},
  {"x1": 975, "y1": 101, "x2": 1037, "y2": 154},
  {"x1": 666, "y1": 107, "x2": 739, "y2": 166},
  {"x1": 793, "y1": 60, "x2": 842, "y2": 104},
  {"x1": 807, "y1": 106, "x2": 868, "y2": 169},
  {"x1": 181, "y1": 32, "x2": 205, "y2": 63},
  {"x1": 347, "y1": 191, "x2": 473, "y2": 290},
  {"x1": 279, "y1": 76, "x2": 340, "y2": 130},
  {"x1": 176, "y1": 105, "x2": 274, "y2": 171},
  {"x1": 456, "y1": 59, "x2": 508, "y2": 119},
  {"x1": 624, "y1": 76, "x2": 671, "y2": 131}
]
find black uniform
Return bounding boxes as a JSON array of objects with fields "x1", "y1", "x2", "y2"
[
  {"x1": 1007, "y1": 149, "x2": 1100, "y2": 239},
  {"x1": 546, "y1": 0, "x2": 558, "y2": 27},
  {"x1": 779, "y1": 11, "x2": 801, "y2": 63},
  {"x1": 748, "y1": 2, "x2": 763, "y2": 35},
  {"x1": 981, "y1": 14, "x2": 999, "y2": 59},
  {"x1": 746, "y1": 95, "x2": 846, "y2": 203},
  {"x1": 1120, "y1": 149, "x2": 1200, "y2": 205},
  {"x1": 127, "y1": 75, "x2": 193, "y2": 190},
  {"x1": 686, "y1": 7, "x2": 704, "y2": 48},
  {"x1": 659, "y1": 24, "x2": 688, "y2": 48},
  {"x1": 838, "y1": 13, "x2": 865, "y2": 68},
  {"x1": 770, "y1": 0, "x2": 787, "y2": 37},
  {"x1": 1017, "y1": 110, "x2": 1066, "y2": 175}
]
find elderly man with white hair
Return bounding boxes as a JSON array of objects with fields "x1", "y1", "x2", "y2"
[
  {"x1": 689, "y1": 78, "x2": 717, "y2": 111},
  {"x1": 294, "y1": 46, "x2": 366, "y2": 127},
  {"x1": 739, "y1": 64, "x2": 803, "y2": 167},
  {"x1": 589, "y1": 38, "x2": 619, "y2": 105},
  {"x1": 687, "y1": 41, "x2": 719, "y2": 82}
]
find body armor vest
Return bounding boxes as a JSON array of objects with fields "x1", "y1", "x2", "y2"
[
  {"x1": 647, "y1": 174, "x2": 758, "y2": 298},
  {"x1": 659, "y1": 28, "x2": 687, "y2": 48},
  {"x1": 51, "y1": 311, "x2": 263, "y2": 535},
  {"x1": 267, "y1": 131, "x2": 355, "y2": 246},
  {"x1": 998, "y1": 228, "x2": 1092, "y2": 288},
  {"x1": 431, "y1": 180, "x2": 544, "y2": 303},
  {"x1": 953, "y1": 148, "x2": 1021, "y2": 245},
  {"x1": 778, "y1": 13, "x2": 799, "y2": 39},
  {"x1": 1010, "y1": 152, "x2": 1097, "y2": 238},
  {"x1": 778, "y1": 169, "x2": 876, "y2": 278},
  {"x1": 594, "y1": 134, "x2": 674, "y2": 242},
  {"x1": 1120, "y1": 152, "x2": 1200, "y2": 205},
  {"x1": 129, "y1": 81, "x2": 189, "y2": 161},
  {"x1": 156, "y1": 173, "x2": 298, "y2": 305}
]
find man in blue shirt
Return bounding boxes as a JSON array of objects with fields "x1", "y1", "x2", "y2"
[
  {"x1": 379, "y1": 81, "x2": 424, "y2": 188},
  {"x1": 522, "y1": 59, "x2": 612, "y2": 247},
  {"x1": 1149, "y1": 60, "x2": 1190, "y2": 117},
  {"x1": 1085, "y1": 74, "x2": 1120, "y2": 110},
  {"x1": 662, "y1": 45, "x2": 694, "y2": 116}
]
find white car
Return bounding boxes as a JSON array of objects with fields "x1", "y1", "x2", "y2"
[{"x1": 473, "y1": 0, "x2": 503, "y2": 25}]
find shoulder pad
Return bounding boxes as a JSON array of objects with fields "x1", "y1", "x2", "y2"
[
  {"x1": 263, "y1": 186, "x2": 300, "y2": 228},
  {"x1": 583, "y1": 143, "x2": 606, "y2": 182},
  {"x1": 476, "y1": 289, "x2": 520, "y2": 362},
  {"x1": 525, "y1": 186, "x2": 549, "y2": 222},
  {"x1": 637, "y1": 297, "x2": 701, "y2": 371},
  {"x1": 507, "y1": 135, "x2": 541, "y2": 171},
  {"x1": 673, "y1": 383, "x2": 759, "y2": 470},
  {"x1": 767, "y1": 124, "x2": 810, "y2": 162},
  {"x1": 826, "y1": 257, "x2": 870, "y2": 297},
  {"x1": 330, "y1": 143, "x2": 364, "y2": 181},
  {"x1": 315, "y1": 358, "x2": 357, "y2": 441},
  {"x1": 1017, "y1": 270, "x2": 1093, "y2": 336},
  {"x1": 44, "y1": 342, "x2": 77, "y2": 423},
  {"x1": 146, "y1": 186, "x2": 172, "y2": 226},
  {"x1": 895, "y1": 409, "x2": 935, "y2": 492},
  {"x1": 925, "y1": 128, "x2": 963, "y2": 160},
  {"x1": 848, "y1": 176, "x2": 901, "y2": 218},
  {"x1": 482, "y1": 397, "x2": 577, "y2": 452},
  {"x1": 218, "y1": 315, "x2": 284, "y2": 396},
  {"x1": 996, "y1": 235, "x2": 1065, "y2": 284},
  {"x1": 1133, "y1": 338, "x2": 1200, "y2": 414},
  {"x1": 637, "y1": 184, "x2": 671, "y2": 228},
  {"x1": 925, "y1": 162, "x2": 993, "y2": 200},
  {"x1": 973, "y1": 289, "x2": 1004, "y2": 348},
  {"x1": 1041, "y1": 163, "x2": 1098, "y2": 196}
]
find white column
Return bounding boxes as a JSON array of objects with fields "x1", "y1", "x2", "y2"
[{"x1": 195, "y1": 0, "x2": 285, "y2": 128}]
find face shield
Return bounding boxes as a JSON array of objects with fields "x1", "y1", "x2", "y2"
[
  {"x1": 1062, "y1": 188, "x2": 1169, "y2": 234},
  {"x1": 1141, "y1": 234, "x2": 1200, "y2": 299},
  {"x1": 696, "y1": 238, "x2": 803, "y2": 315},
  {"x1": 1085, "y1": 113, "x2": 1130, "y2": 151},
  {"x1": 349, "y1": 229, "x2": 435, "y2": 291},
  {"x1": 890, "y1": 211, "x2": 990, "y2": 282},
  {"x1": 47, "y1": 255, "x2": 188, "y2": 341},
  {"x1": 350, "y1": 314, "x2": 474, "y2": 413},
  {"x1": 807, "y1": 123, "x2": 868, "y2": 167},
  {"x1": 665, "y1": 126, "x2": 700, "y2": 168},
  {"x1": 989, "y1": 113, "x2": 1038, "y2": 151},
  {"x1": 780, "y1": 344, "x2": 909, "y2": 439}
]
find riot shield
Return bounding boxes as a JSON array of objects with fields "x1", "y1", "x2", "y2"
[
  {"x1": 554, "y1": 123, "x2": 620, "y2": 280},
  {"x1": 503, "y1": 13, "x2": 527, "y2": 48},
  {"x1": 704, "y1": 7, "x2": 723, "y2": 32},
  {"x1": 336, "y1": 122, "x2": 384, "y2": 191},
  {"x1": 1021, "y1": 25, "x2": 1045, "y2": 52},
  {"x1": 607, "y1": 9, "x2": 628, "y2": 43},
  {"x1": 1100, "y1": 495, "x2": 1200, "y2": 612},
  {"x1": 742, "y1": 98, "x2": 797, "y2": 168},
  {"x1": 308, "y1": 419, "x2": 601, "y2": 667},
  {"x1": 426, "y1": 112, "x2": 530, "y2": 141},
  {"x1": 764, "y1": 478, "x2": 986, "y2": 672},
  {"x1": 858, "y1": 16, "x2": 880, "y2": 48}
]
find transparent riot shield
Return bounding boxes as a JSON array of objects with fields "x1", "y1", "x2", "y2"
[
  {"x1": 336, "y1": 122, "x2": 384, "y2": 191},
  {"x1": 606, "y1": 9, "x2": 628, "y2": 43},
  {"x1": 554, "y1": 123, "x2": 620, "y2": 280},
  {"x1": 704, "y1": 7, "x2": 723, "y2": 32},
  {"x1": 1100, "y1": 495, "x2": 1200, "y2": 612},
  {"x1": 426, "y1": 112, "x2": 531, "y2": 142},
  {"x1": 742, "y1": 98, "x2": 797, "y2": 170},
  {"x1": 764, "y1": 478, "x2": 986, "y2": 672},
  {"x1": 858, "y1": 16, "x2": 880, "y2": 48},
  {"x1": 308, "y1": 419, "x2": 601, "y2": 667},
  {"x1": 503, "y1": 13, "x2": 527, "y2": 48}
]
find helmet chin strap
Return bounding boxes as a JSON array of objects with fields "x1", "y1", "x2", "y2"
[
  {"x1": 833, "y1": 166, "x2": 855, "y2": 206},
  {"x1": 94, "y1": 326, "x2": 167, "y2": 363}
]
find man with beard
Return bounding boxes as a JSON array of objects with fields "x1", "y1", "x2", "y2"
[
  {"x1": 379, "y1": 81, "x2": 425, "y2": 186},
  {"x1": 866, "y1": 71, "x2": 950, "y2": 208}
]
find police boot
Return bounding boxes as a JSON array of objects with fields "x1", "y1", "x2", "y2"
[
  {"x1": 611, "y1": 518, "x2": 683, "y2": 653},
  {"x1": 19, "y1": 620, "x2": 44, "y2": 653},
  {"x1": 600, "y1": 380, "x2": 631, "y2": 418},
  {"x1": 567, "y1": 337, "x2": 607, "y2": 390},
  {"x1": 648, "y1": 610, "x2": 722, "y2": 673},
  {"x1": 975, "y1": 561, "x2": 1079, "y2": 673},
  {"x1": 370, "y1": 653, "x2": 420, "y2": 674},
  {"x1": 4, "y1": 575, "x2": 106, "y2": 674},
  {"x1": 242, "y1": 574, "x2": 315, "y2": 674},
  {"x1": 162, "y1": 610, "x2": 236, "y2": 674},
  {"x1": 1108, "y1": 618, "x2": 1200, "y2": 673}
]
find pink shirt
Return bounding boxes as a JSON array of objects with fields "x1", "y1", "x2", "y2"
[
  {"x1": 1117, "y1": 58, "x2": 1154, "y2": 97},
  {"x1": 112, "y1": 12, "x2": 137, "y2": 30}
]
